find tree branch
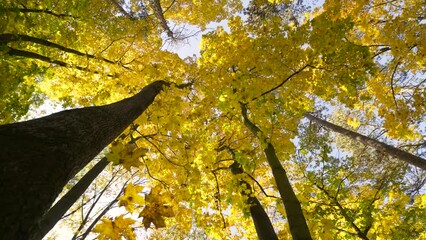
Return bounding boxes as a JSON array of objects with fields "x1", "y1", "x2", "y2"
[
  {"x1": 0, "y1": 33, "x2": 130, "y2": 69},
  {"x1": 5, "y1": 47, "x2": 116, "y2": 77},
  {"x1": 109, "y1": 0, "x2": 134, "y2": 19},
  {"x1": 148, "y1": 0, "x2": 174, "y2": 38},
  {"x1": 1, "y1": 7, "x2": 76, "y2": 18},
  {"x1": 251, "y1": 64, "x2": 310, "y2": 101},
  {"x1": 305, "y1": 113, "x2": 426, "y2": 170}
]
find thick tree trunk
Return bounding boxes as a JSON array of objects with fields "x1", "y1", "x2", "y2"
[
  {"x1": 0, "y1": 80, "x2": 167, "y2": 240},
  {"x1": 34, "y1": 157, "x2": 109, "y2": 240},
  {"x1": 241, "y1": 104, "x2": 312, "y2": 240},
  {"x1": 304, "y1": 113, "x2": 426, "y2": 170}
]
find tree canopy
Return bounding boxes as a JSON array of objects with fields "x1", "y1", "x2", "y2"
[{"x1": 0, "y1": 0, "x2": 425, "y2": 239}]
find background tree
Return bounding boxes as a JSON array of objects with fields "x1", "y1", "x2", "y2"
[{"x1": 294, "y1": 118, "x2": 426, "y2": 239}]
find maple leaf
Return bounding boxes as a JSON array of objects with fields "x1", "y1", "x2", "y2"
[
  {"x1": 92, "y1": 215, "x2": 136, "y2": 240},
  {"x1": 121, "y1": 147, "x2": 148, "y2": 171},
  {"x1": 118, "y1": 183, "x2": 145, "y2": 213},
  {"x1": 106, "y1": 141, "x2": 148, "y2": 170},
  {"x1": 140, "y1": 205, "x2": 166, "y2": 228},
  {"x1": 138, "y1": 185, "x2": 175, "y2": 229}
]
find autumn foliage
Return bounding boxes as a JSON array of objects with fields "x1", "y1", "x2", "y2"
[{"x1": 0, "y1": 0, "x2": 425, "y2": 239}]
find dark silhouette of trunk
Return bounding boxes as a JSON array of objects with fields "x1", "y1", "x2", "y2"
[
  {"x1": 34, "y1": 157, "x2": 109, "y2": 240},
  {"x1": 0, "y1": 80, "x2": 168, "y2": 240},
  {"x1": 218, "y1": 146, "x2": 278, "y2": 240},
  {"x1": 304, "y1": 113, "x2": 426, "y2": 170},
  {"x1": 241, "y1": 104, "x2": 312, "y2": 240},
  {"x1": 228, "y1": 160, "x2": 278, "y2": 240}
]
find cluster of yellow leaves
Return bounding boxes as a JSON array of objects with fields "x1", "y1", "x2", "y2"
[
  {"x1": 163, "y1": 0, "x2": 243, "y2": 28},
  {"x1": 4, "y1": 0, "x2": 426, "y2": 239},
  {"x1": 323, "y1": 0, "x2": 426, "y2": 139},
  {"x1": 295, "y1": 122, "x2": 426, "y2": 240},
  {"x1": 368, "y1": 190, "x2": 426, "y2": 239},
  {"x1": 105, "y1": 142, "x2": 148, "y2": 171},
  {"x1": 139, "y1": 185, "x2": 176, "y2": 229},
  {"x1": 92, "y1": 215, "x2": 136, "y2": 240}
]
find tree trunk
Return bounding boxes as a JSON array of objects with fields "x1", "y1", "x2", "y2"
[
  {"x1": 241, "y1": 104, "x2": 312, "y2": 240},
  {"x1": 228, "y1": 159, "x2": 278, "y2": 240},
  {"x1": 304, "y1": 113, "x2": 426, "y2": 170},
  {"x1": 0, "y1": 80, "x2": 167, "y2": 240},
  {"x1": 148, "y1": 0, "x2": 174, "y2": 38},
  {"x1": 34, "y1": 157, "x2": 109, "y2": 240}
]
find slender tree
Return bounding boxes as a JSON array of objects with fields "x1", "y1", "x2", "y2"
[
  {"x1": 219, "y1": 146, "x2": 279, "y2": 240},
  {"x1": 34, "y1": 157, "x2": 109, "y2": 240},
  {"x1": 241, "y1": 103, "x2": 312, "y2": 240},
  {"x1": 305, "y1": 113, "x2": 426, "y2": 170}
]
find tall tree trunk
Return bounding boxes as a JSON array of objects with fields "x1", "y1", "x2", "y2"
[
  {"x1": 148, "y1": 0, "x2": 174, "y2": 38},
  {"x1": 241, "y1": 104, "x2": 312, "y2": 240},
  {"x1": 0, "y1": 80, "x2": 167, "y2": 240},
  {"x1": 304, "y1": 113, "x2": 426, "y2": 170},
  {"x1": 224, "y1": 147, "x2": 278, "y2": 240},
  {"x1": 34, "y1": 157, "x2": 109, "y2": 240}
]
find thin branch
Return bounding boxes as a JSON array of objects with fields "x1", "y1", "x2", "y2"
[
  {"x1": 251, "y1": 64, "x2": 310, "y2": 101},
  {"x1": 77, "y1": 185, "x2": 126, "y2": 240},
  {"x1": 245, "y1": 173, "x2": 280, "y2": 199},
  {"x1": 1, "y1": 7, "x2": 76, "y2": 18},
  {"x1": 109, "y1": 0, "x2": 134, "y2": 19},
  {"x1": 5, "y1": 47, "x2": 116, "y2": 77},
  {"x1": 314, "y1": 183, "x2": 370, "y2": 240},
  {"x1": 373, "y1": 47, "x2": 391, "y2": 58},
  {"x1": 0, "y1": 33, "x2": 132, "y2": 70},
  {"x1": 163, "y1": 0, "x2": 177, "y2": 13},
  {"x1": 335, "y1": 172, "x2": 354, "y2": 199},
  {"x1": 70, "y1": 167, "x2": 124, "y2": 239},
  {"x1": 138, "y1": 131, "x2": 186, "y2": 167},
  {"x1": 147, "y1": 0, "x2": 174, "y2": 38},
  {"x1": 141, "y1": 157, "x2": 167, "y2": 186},
  {"x1": 390, "y1": 60, "x2": 401, "y2": 109},
  {"x1": 61, "y1": 194, "x2": 95, "y2": 219},
  {"x1": 211, "y1": 171, "x2": 227, "y2": 228}
]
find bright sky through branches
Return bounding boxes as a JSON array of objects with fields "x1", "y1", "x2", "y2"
[{"x1": 2, "y1": 0, "x2": 425, "y2": 239}]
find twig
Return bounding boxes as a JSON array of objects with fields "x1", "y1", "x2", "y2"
[{"x1": 251, "y1": 64, "x2": 310, "y2": 101}]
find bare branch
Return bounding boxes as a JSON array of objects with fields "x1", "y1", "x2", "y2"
[{"x1": 251, "y1": 64, "x2": 310, "y2": 101}]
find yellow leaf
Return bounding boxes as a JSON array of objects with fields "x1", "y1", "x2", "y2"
[
  {"x1": 118, "y1": 183, "x2": 145, "y2": 213},
  {"x1": 92, "y1": 215, "x2": 136, "y2": 240}
]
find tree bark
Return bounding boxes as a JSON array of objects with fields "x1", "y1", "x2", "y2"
[
  {"x1": 227, "y1": 152, "x2": 278, "y2": 240},
  {"x1": 241, "y1": 104, "x2": 312, "y2": 240},
  {"x1": 304, "y1": 113, "x2": 426, "y2": 170},
  {"x1": 34, "y1": 157, "x2": 109, "y2": 240},
  {"x1": 148, "y1": 0, "x2": 174, "y2": 38},
  {"x1": 0, "y1": 80, "x2": 167, "y2": 240}
]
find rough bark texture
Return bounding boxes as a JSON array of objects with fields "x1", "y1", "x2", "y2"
[
  {"x1": 34, "y1": 157, "x2": 109, "y2": 240},
  {"x1": 305, "y1": 113, "x2": 426, "y2": 170},
  {"x1": 241, "y1": 104, "x2": 312, "y2": 240},
  {"x1": 0, "y1": 80, "x2": 167, "y2": 240}
]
